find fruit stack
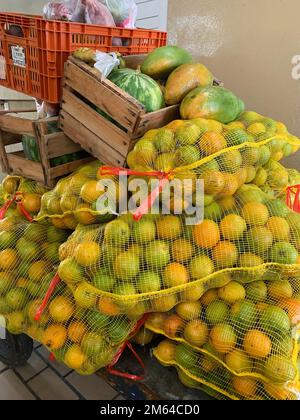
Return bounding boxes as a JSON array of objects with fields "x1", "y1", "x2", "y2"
[
  {"x1": 148, "y1": 277, "x2": 300, "y2": 400},
  {"x1": 0, "y1": 215, "x2": 133, "y2": 373},
  {"x1": 0, "y1": 46, "x2": 300, "y2": 399},
  {"x1": 36, "y1": 160, "x2": 117, "y2": 229},
  {"x1": 0, "y1": 176, "x2": 49, "y2": 220}
]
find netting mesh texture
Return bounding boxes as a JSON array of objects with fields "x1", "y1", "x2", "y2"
[{"x1": 1, "y1": 110, "x2": 300, "y2": 394}]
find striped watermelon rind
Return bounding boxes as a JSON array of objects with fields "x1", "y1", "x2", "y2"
[{"x1": 108, "y1": 68, "x2": 165, "y2": 113}]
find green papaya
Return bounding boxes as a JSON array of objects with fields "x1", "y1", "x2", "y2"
[
  {"x1": 141, "y1": 46, "x2": 193, "y2": 80},
  {"x1": 165, "y1": 63, "x2": 214, "y2": 105},
  {"x1": 180, "y1": 86, "x2": 245, "y2": 124}
]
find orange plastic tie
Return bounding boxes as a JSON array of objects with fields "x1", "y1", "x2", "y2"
[
  {"x1": 287, "y1": 185, "x2": 300, "y2": 213},
  {"x1": 34, "y1": 273, "x2": 61, "y2": 321},
  {"x1": 16, "y1": 202, "x2": 34, "y2": 222},
  {"x1": 99, "y1": 166, "x2": 173, "y2": 221},
  {"x1": 133, "y1": 177, "x2": 169, "y2": 222},
  {"x1": 106, "y1": 314, "x2": 149, "y2": 381},
  {"x1": 0, "y1": 192, "x2": 33, "y2": 222},
  {"x1": 99, "y1": 166, "x2": 169, "y2": 179},
  {"x1": 0, "y1": 197, "x2": 15, "y2": 220},
  {"x1": 49, "y1": 352, "x2": 56, "y2": 362}
]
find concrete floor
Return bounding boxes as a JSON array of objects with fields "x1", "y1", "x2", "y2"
[{"x1": 0, "y1": 342, "x2": 125, "y2": 400}]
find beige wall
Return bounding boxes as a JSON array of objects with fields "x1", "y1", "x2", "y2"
[
  {"x1": 0, "y1": 0, "x2": 45, "y2": 14},
  {"x1": 168, "y1": 0, "x2": 300, "y2": 168}
]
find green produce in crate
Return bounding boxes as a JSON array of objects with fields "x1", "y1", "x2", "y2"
[
  {"x1": 22, "y1": 119, "x2": 89, "y2": 167},
  {"x1": 50, "y1": 151, "x2": 89, "y2": 168},
  {"x1": 108, "y1": 68, "x2": 165, "y2": 112},
  {"x1": 22, "y1": 135, "x2": 40, "y2": 162},
  {"x1": 22, "y1": 121, "x2": 57, "y2": 163}
]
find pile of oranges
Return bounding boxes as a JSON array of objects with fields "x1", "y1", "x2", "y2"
[
  {"x1": 0, "y1": 217, "x2": 136, "y2": 374},
  {"x1": 154, "y1": 338, "x2": 298, "y2": 400},
  {"x1": 0, "y1": 175, "x2": 48, "y2": 219},
  {"x1": 127, "y1": 112, "x2": 300, "y2": 206},
  {"x1": 150, "y1": 277, "x2": 300, "y2": 400},
  {"x1": 56, "y1": 182, "x2": 300, "y2": 320},
  {"x1": 36, "y1": 161, "x2": 117, "y2": 230}
]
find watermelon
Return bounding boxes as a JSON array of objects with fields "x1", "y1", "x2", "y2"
[
  {"x1": 108, "y1": 68, "x2": 165, "y2": 113},
  {"x1": 141, "y1": 46, "x2": 193, "y2": 80},
  {"x1": 180, "y1": 86, "x2": 245, "y2": 124},
  {"x1": 96, "y1": 107, "x2": 125, "y2": 131}
]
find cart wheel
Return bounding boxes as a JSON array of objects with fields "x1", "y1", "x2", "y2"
[{"x1": 0, "y1": 330, "x2": 33, "y2": 368}]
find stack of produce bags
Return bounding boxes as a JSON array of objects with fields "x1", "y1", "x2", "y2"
[
  {"x1": 43, "y1": 0, "x2": 137, "y2": 29},
  {"x1": 0, "y1": 45, "x2": 300, "y2": 399}
]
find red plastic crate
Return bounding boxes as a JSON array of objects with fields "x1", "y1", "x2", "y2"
[{"x1": 0, "y1": 13, "x2": 167, "y2": 103}]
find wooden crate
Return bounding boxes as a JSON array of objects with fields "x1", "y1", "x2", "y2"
[
  {"x1": 60, "y1": 56, "x2": 180, "y2": 167},
  {"x1": 0, "y1": 114, "x2": 92, "y2": 187}
]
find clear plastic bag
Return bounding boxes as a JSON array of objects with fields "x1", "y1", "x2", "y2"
[
  {"x1": 44, "y1": 0, "x2": 122, "y2": 45},
  {"x1": 94, "y1": 52, "x2": 120, "y2": 79},
  {"x1": 80, "y1": 0, "x2": 115, "y2": 26},
  {"x1": 43, "y1": 0, "x2": 116, "y2": 26},
  {"x1": 43, "y1": 1, "x2": 79, "y2": 21},
  {"x1": 100, "y1": 0, "x2": 137, "y2": 28}
]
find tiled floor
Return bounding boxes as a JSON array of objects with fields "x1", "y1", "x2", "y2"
[{"x1": 0, "y1": 344, "x2": 125, "y2": 400}]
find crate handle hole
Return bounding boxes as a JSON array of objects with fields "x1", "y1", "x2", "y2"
[{"x1": 4, "y1": 24, "x2": 24, "y2": 38}]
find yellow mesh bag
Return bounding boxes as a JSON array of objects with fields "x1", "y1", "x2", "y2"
[
  {"x1": 0, "y1": 217, "x2": 140, "y2": 374},
  {"x1": 0, "y1": 184, "x2": 5, "y2": 208},
  {"x1": 147, "y1": 276, "x2": 300, "y2": 398},
  {"x1": 287, "y1": 168, "x2": 300, "y2": 187},
  {"x1": 154, "y1": 342, "x2": 228, "y2": 399},
  {"x1": 153, "y1": 339, "x2": 300, "y2": 400},
  {"x1": 0, "y1": 217, "x2": 70, "y2": 334},
  {"x1": 0, "y1": 175, "x2": 49, "y2": 220},
  {"x1": 54, "y1": 180, "x2": 300, "y2": 319},
  {"x1": 126, "y1": 113, "x2": 300, "y2": 206},
  {"x1": 36, "y1": 160, "x2": 120, "y2": 230}
]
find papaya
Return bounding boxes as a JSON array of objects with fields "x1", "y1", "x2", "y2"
[
  {"x1": 180, "y1": 86, "x2": 245, "y2": 124},
  {"x1": 165, "y1": 64, "x2": 214, "y2": 105},
  {"x1": 141, "y1": 46, "x2": 193, "y2": 80}
]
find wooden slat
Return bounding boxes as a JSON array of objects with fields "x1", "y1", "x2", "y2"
[
  {"x1": 64, "y1": 59, "x2": 142, "y2": 131},
  {"x1": 50, "y1": 157, "x2": 94, "y2": 178},
  {"x1": 68, "y1": 57, "x2": 144, "y2": 110},
  {"x1": 0, "y1": 131, "x2": 9, "y2": 173},
  {"x1": 0, "y1": 108, "x2": 37, "y2": 115},
  {"x1": 33, "y1": 121, "x2": 52, "y2": 186},
  {"x1": 60, "y1": 111, "x2": 126, "y2": 167},
  {"x1": 46, "y1": 132, "x2": 83, "y2": 159},
  {"x1": 134, "y1": 104, "x2": 180, "y2": 138},
  {"x1": 62, "y1": 88, "x2": 130, "y2": 155},
  {"x1": 1, "y1": 132, "x2": 23, "y2": 146},
  {"x1": 7, "y1": 153, "x2": 45, "y2": 183},
  {"x1": 0, "y1": 115, "x2": 36, "y2": 135}
]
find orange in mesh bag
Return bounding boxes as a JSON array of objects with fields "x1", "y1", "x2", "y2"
[
  {"x1": 124, "y1": 113, "x2": 300, "y2": 211},
  {"x1": 153, "y1": 338, "x2": 300, "y2": 400},
  {"x1": 147, "y1": 276, "x2": 300, "y2": 398},
  {"x1": 0, "y1": 218, "x2": 70, "y2": 334},
  {"x1": 36, "y1": 160, "x2": 122, "y2": 230},
  {"x1": 52, "y1": 180, "x2": 300, "y2": 321},
  {"x1": 0, "y1": 216, "x2": 147, "y2": 375},
  {"x1": 38, "y1": 292, "x2": 146, "y2": 376},
  {"x1": 33, "y1": 278, "x2": 148, "y2": 375},
  {"x1": 0, "y1": 176, "x2": 49, "y2": 221},
  {"x1": 152, "y1": 339, "x2": 228, "y2": 399}
]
